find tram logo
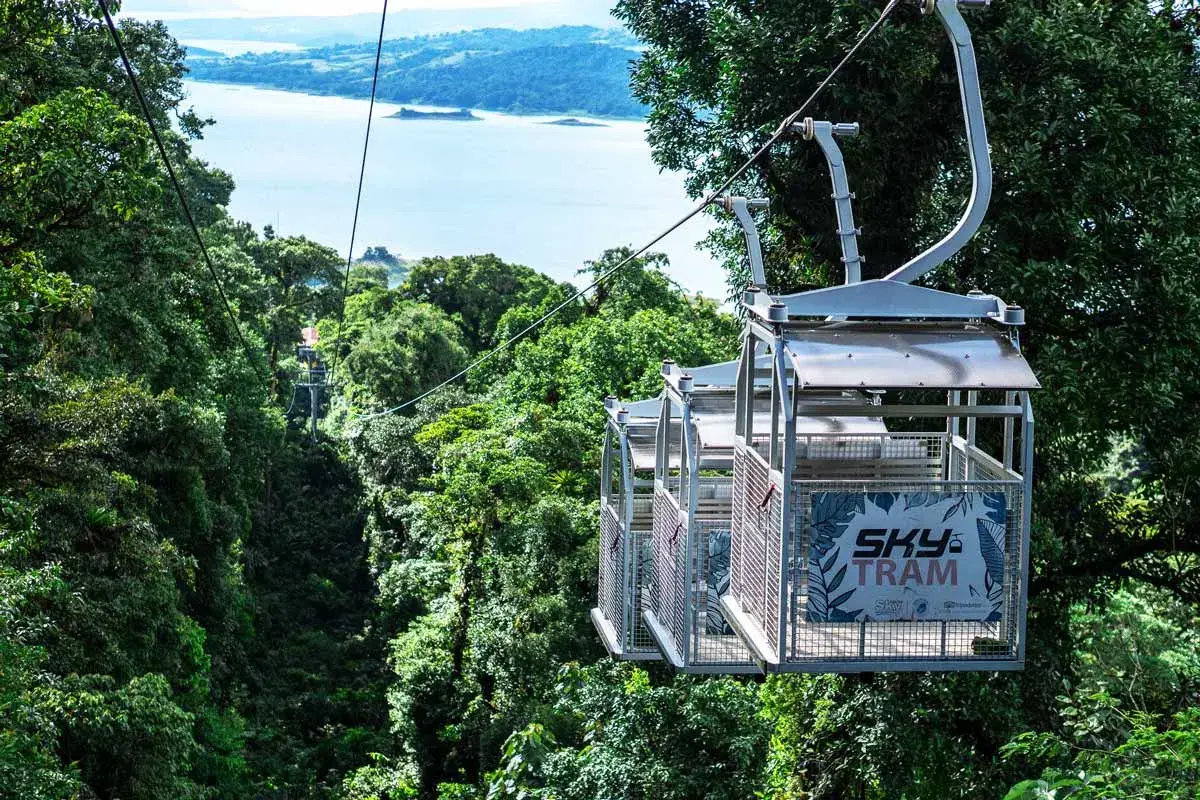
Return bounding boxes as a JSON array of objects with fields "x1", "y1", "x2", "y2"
[{"x1": 806, "y1": 491, "x2": 1007, "y2": 623}]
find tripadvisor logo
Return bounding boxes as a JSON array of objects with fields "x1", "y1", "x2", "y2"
[{"x1": 850, "y1": 528, "x2": 964, "y2": 587}]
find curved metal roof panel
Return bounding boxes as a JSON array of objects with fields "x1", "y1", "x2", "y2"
[{"x1": 783, "y1": 326, "x2": 1040, "y2": 390}]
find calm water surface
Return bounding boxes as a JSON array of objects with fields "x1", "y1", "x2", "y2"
[{"x1": 183, "y1": 81, "x2": 725, "y2": 298}]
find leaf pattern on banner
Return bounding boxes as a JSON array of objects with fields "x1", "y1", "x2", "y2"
[
  {"x1": 977, "y1": 517, "x2": 1006, "y2": 586},
  {"x1": 983, "y1": 491, "x2": 1007, "y2": 524},
  {"x1": 807, "y1": 546, "x2": 861, "y2": 622},
  {"x1": 941, "y1": 493, "x2": 975, "y2": 522},
  {"x1": 903, "y1": 492, "x2": 943, "y2": 511},
  {"x1": 809, "y1": 493, "x2": 864, "y2": 556},
  {"x1": 807, "y1": 553, "x2": 830, "y2": 621},
  {"x1": 985, "y1": 570, "x2": 1004, "y2": 622},
  {"x1": 866, "y1": 492, "x2": 897, "y2": 513},
  {"x1": 705, "y1": 529, "x2": 733, "y2": 635},
  {"x1": 826, "y1": 564, "x2": 847, "y2": 595},
  {"x1": 829, "y1": 589, "x2": 856, "y2": 609},
  {"x1": 829, "y1": 607, "x2": 863, "y2": 622}
]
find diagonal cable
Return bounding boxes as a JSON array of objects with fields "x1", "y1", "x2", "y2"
[
  {"x1": 355, "y1": 0, "x2": 902, "y2": 422},
  {"x1": 98, "y1": 0, "x2": 266, "y2": 381},
  {"x1": 328, "y1": 0, "x2": 390, "y2": 381}
]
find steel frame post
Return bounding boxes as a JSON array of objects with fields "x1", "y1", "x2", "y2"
[
  {"x1": 618, "y1": 425, "x2": 635, "y2": 648},
  {"x1": 725, "y1": 197, "x2": 770, "y2": 288},
  {"x1": 774, "y1": 331, "x2": 795, "y2": 663},
  {"x1": 679, "y1": 391, "x2": 699, "y2": 663},
  {"x1": 1016, "y1": 391, "x2": 1035, "y2": 663}
]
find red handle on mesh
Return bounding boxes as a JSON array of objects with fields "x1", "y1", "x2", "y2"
[{"x1": 759, "y1": 482, "x2": 777, "y2": 509}]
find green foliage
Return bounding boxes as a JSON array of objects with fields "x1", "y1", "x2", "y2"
[
  {"x1": 483, "y1": 664, "x2": 769, "y2": 800},
  {"x1": 54, "y1": 673, "x2": 205, "y2": 800},
  {"x1": 341, "y1": 754, "x2": 419, "y2": 800},
  {"x1": 497, "y1": 249, "x2": 737, "y2": 423},
  {"x1": 0, "y1": 502, "x2": 80, "y2": 800},
  {"x1": 9, "y1": 3, "x2": 1200, "y2": 800},
  {"x1": 1000, "y1": 584, "x2": 1200, "y2": 798},
  {"x1": 401, "y1": 254, "x2": 569, "y2": 353},
  {"x1": 187, "y1": 26, "x2": 648, "y2": 118},
  {"x1": 1003, "y1": 706, "x2": 1200, "y2": 799},
  {"x1": 0, "y1": 87, "x2": 158, "y2": 247},
  {"x1": 0, "y1": 4, "x2": 382, "y2": 798},
  {"x1": 338, "y1": 245, "x2": 741, "y2": 798},
  {"x1": 330, "y1": 294, "x2": 468, "y2": 413}
]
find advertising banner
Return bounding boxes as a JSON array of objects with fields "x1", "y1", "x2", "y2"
[{"x1": 805, "y1": 492, "x2": 1007, "y2": 623}]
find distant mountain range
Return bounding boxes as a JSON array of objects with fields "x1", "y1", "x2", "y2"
[
  {"x1": 145, "y1": 3, "x2": 618, "y2": 45},
  {"x1": 186, "y1": 25, "x2": 647, "y2": 119}
]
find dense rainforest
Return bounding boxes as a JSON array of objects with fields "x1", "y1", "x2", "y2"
[
  {"x1": 186, "y1": 26, "x2": 648, "y2": 119},
  {"x1": 3, "y1": 1, "x2": 1200, "y2": 799}
]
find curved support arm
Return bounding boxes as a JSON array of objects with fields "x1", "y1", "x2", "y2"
[
  {"x1": 717, "y1": 196, "x2": 770, "y2": 288},
  {"x1": 885, "y1": 0, "x2": 992, "y2": 284},
  {"x1": 794, "y1": 118, "x2": 865, "y2": 284}
]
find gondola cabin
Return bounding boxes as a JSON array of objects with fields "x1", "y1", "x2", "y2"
[
  {"x1": 592, "y1": 358, "x2": 762, "y2": 666},
  {"x1": 641, "y1": 359, "x2": 760, "y2": 673},
  {"x1": 592, "y1": 392, "x2": 661, "y2": 661},
  {"x1": 722, "y1": 297, "x2": 1038, "y2": 671},
  {"x1": 591, "y1": 0, "x2": 1040, "y2": 674}
]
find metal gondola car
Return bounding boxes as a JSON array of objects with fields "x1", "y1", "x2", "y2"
[
  {"x1": 641, "y1": 359, "x2": 758, "y2": 672},
  {"x1": 722, "y1": 308, "x2": 1038, "y2": 671},
  {"x1": 592, "y1": 392, "x2": 662, "y2": 661},
  {"x1": 717, "y1": 0, "x2": 1040, "y2": 672},
  {"x1": 592, "y1": 358, "x2": 760, "y2": 667},
  {"x1": 593, "y1": 0, "x2": 1038, "y2": 674}
]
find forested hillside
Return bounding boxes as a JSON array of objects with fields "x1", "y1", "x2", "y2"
[
  {"x1": 187, "y1": 26, "x2": 647, "y2": 118},
  {"x1": 4, "y1": 2, "x2": 1200, "y2": 800}
]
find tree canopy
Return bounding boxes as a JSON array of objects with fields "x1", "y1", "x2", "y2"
[{"x1": 4, "y1": 2, "x2": 1200, "y2": 800}]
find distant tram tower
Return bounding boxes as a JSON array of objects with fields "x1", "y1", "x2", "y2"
[{"x1": 295, "y1": 326, "x2": 328, "y2": 441}]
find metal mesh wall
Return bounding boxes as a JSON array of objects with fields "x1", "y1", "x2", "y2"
[
  {"x1": 597, "y1": 502, "x2": 625, "y2": 645},
  {"x1": 650, "y1": 490, "x2": 688, "y2": 655},
  {"x1": 793, "y1": 432, "x2": 944, "y2": 480},
  {"x1": 787, "y1": 469, "x2": 1024, "y2": 666},
  {"x1": 730, "y1": 444, "x2": 782, "y2": 655},
  {"x1": 597, "y1": 482, "x2": 657, "y2": 658},
  {"x1": 690, "y1": 517, "x2": 756, "y2": 666},
  {"x1": 629, "y1": 527, "x2": 655, "y2": 652}
]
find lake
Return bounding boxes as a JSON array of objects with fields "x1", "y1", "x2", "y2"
[{"x1": 182, "y1": 81, "x2": 727, "y2": 300}]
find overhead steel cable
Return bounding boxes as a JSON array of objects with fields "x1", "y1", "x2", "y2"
[
  {"x1": 328, "y1": 0, "x2": 390, "y2": 381},
  {"x1": 354, "y1": 0, "x2": 902, "y2": 423},
  {"x1": 97, "y1": 0, "x2": 266, "y2": 381}
]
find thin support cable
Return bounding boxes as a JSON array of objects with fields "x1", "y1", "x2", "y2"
[
  {"x1": 97, "y1": 0, "x2": 266, "y2": 381},
  {"x1": 353, "y1": 0, "x2": 901, "y2": 423},
  {"x1": 329, "y1": 0, "x2": 389, "y2": 380}
]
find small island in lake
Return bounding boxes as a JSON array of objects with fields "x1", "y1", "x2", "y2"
[
  {"x1": 543, "y1": 117, "x2": 609, "y2": 127},
  {"x1": 387, "y1": 107, "x2": 481, "y2": 121}
]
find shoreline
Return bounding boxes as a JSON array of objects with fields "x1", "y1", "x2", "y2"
[{"x1": 184, "y1": 77, "x2": 647, "y2": 123}]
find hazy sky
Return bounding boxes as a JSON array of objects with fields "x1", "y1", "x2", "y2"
[{"x1": 125, "y1": 0, "x2": 568, "y2": 19}]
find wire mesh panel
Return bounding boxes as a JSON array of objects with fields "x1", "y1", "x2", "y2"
[
  {"x1": 594, "y1": 480, "x2": 658, "y2": 659},
  {"x1": 649, "y1": 489, "x2": 688, "y2": 656},
  {"x1": 690, "y1": 518, "x2": 757, "y2": 668},
  {"x1": 628, "y1": 527, "x2": 655, "y2": 653},
  {"x1": 729, "y1": 444, "x2": 783, "y2": 656},
  {"x1": 787, "y1": 474, "x2": 1025, "y2": 668},
  {"x1": 597, "y1": 502, "x2": 625, "y2": 644},
  {"x1": 793, "y1": 432, "x2": 945, "y2": 480}
]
